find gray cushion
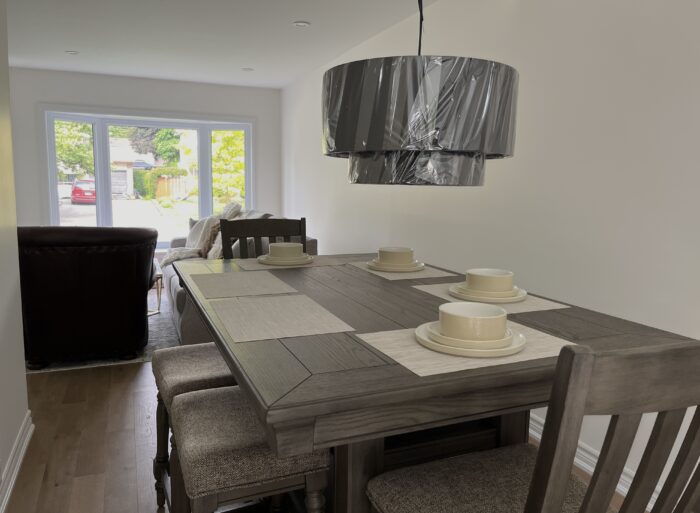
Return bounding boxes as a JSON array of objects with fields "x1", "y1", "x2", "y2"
[
  {"x1": 152, "y1": 343, "x2": 236, "y2": 410},
  {"x1": 367, "y1": 444, "x2": 592, "y2": 513},
  {"x1": 171, "y1": 386, "x2": 330, "y2": 499}
]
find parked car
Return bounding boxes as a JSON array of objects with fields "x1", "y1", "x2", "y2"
[{"x1": 71, "y1": 179, "x2": 96, "y2": 204}]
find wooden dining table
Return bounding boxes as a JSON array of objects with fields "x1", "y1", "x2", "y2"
[{"x1": 173, "y1": 254, "x2": 690, "y2": 513}]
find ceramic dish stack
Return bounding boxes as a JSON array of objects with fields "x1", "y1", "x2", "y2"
[
  {"x1": 415, "y1": 302, "x2": 526, "y2": 357},
  {"x1": 367, "y1": 247, "x2": 425, "y2": 272},
  {"x1": 448, "y1": 268, "x2": 527, "y2": 303},
  {"x1": 257, "y1": 242, "x2": 313, "y2": 266}
]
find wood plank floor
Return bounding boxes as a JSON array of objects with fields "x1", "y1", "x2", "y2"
[{"x1": 7, "y1": 363, "x2": 162, "y2": 513}]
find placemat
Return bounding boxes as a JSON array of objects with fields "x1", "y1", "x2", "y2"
[
  {"x1": 349, "y1": 261, "x2": 458, "y2": 280},
  {"x1": 412, "y1": 283, "x2": 569, "y2": 314},
  {"x1": 211, "y1": 294, "x2": 354, "y2": 342},
  {"x1": 357, "y1": 321, "x2": 572, "y2": 377},
  {"x1": 191, "y1": 271, "x2": 296, "y2": 299},
  {"x1": 235, "y1": 255, "x2": 347, "y2": 271}
]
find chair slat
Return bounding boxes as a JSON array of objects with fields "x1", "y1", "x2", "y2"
[
  {"x1": 238, "y1": 236, "x2": 250, "y2": 259},
  {"x1": 674, "y1": 456, "x2": 700, "y2": 513},
  {"x1": 253, "y1": 237, "x2": 263, "y2": 257},
  {"x1": 580, "y1": 413, "x2": 643, "y2": 513},
  {"x1": 651, "y1": 408, "x2": 700, "y2": 513},
  {"x1": 620, "y1": 409, "x2": 687, "y2": 513},
  {"x1": 283, "y1": 235, "x2": 291, "y2": 242}
]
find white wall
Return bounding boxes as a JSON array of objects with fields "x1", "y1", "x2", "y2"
[
  {"x1": 283, "y1": 0, "x2": 700, "y2": 492},
  {"x1": 0, "y1": 0, "x2": 31, "y2": 506},
  {"x1": 10, "y1": 68, "x2": 282, "y2": 225}
]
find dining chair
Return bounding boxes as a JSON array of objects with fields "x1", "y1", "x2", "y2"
[
  {"x1": 168, "y1": 385, "x2": 330, "y2": 513},
  {"x1": 367, "y1": 341, "x2": 700, "y2": 513},
  {"x1": 220, "y1": 217, "x2": 307, "y2": 259},
  {"x1": 151, "y1": 343, "x2": 237, "y2": 507}
]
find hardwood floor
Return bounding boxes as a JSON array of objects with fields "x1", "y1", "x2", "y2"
[{"x1": 7, "y1": 363, "x2": 162, "y2": 513}]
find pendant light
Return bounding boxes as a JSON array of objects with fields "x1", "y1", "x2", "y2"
[{"x1": 321, "y1": 0, "x2": 519, "y2": 185}]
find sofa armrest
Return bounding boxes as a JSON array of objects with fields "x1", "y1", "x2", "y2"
[{"x1": 170, "y1": 237, "x2": 187, "y2": 248}]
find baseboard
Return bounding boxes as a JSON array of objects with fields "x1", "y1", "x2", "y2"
[
  {"x1": 529, "y1": 413, "x2": 659, "y2": 510},
  {"x1": 0, "y1": 411, "x2": 34, "y2": 513}
]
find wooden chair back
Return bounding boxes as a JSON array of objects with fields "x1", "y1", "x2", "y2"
[
  {"x1": 220, "y1": 217, "x2": 307, "y2": 259},
  {"x1": 525, "y1": 342, "x2": 700, "y2": 513}
]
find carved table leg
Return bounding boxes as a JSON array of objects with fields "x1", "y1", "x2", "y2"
[
  {"x1": 334, "y1": 439, "x2": 384, "y2": 513},
  {"x1": 306, "y1": 471, "x2": 328, "y2": 513}
]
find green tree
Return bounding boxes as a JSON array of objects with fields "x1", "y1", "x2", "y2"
[
  {"x1": 211, "y1": 130, "x2": 246, "y2": 212},
  {"x1": 108, "y1": 125, "x2": 134, "y2": 138},
  {"x1": 129, "y1": 127, "x2": 180, "y2": 164},
  {"x1": 54, "y1": 120, "x2": 94, "y2": 180}
]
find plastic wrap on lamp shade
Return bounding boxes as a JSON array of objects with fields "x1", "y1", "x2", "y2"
[{"x1": 322, "y1": 55, "x2": 518, "y2": 185}]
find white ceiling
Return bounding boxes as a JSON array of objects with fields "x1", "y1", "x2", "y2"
[{"x1": 7, "y1": 0, "x2": 435, "y2": 88}]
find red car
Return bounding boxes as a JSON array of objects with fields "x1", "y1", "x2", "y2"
[{"x1": 71, "y1": 179, "x2": 96, "y2": 204}]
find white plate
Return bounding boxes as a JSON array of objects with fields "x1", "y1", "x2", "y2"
[
  {"x1": 415, "y1": 323, "x2": 527, "y2": 358},
  {"x1": 367, "y1": 261, "x2": 425, "y2": 273},
  {"x1": 257, "y1": 255, "x2": 313, "y2": 266},
  {"x1": 448, "y1": 284, "x2": 528, "y2": 303},
  {"x1": 453, "y1": 285, "x2": 521, "y2": 298},
  {"x1": 425, "y1": 322, "x2": 513, "y2": 349}
]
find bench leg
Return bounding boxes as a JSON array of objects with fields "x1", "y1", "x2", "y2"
[
  {"x1": 153, "y1": 393, "x2": 169, "y2": 507},
  {"x1": 170, "y1": 437, "x2": 192, "y2": 513},
  {"x1": 305, "y1": 471, "x2": 328, "y2": 513}
]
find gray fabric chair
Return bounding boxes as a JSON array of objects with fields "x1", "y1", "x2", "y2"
[
  {"x1": 367, "y1": 444, "x2": 590, "y2": 513},
  {"x1": 151, "y1": 343, "x2": 237, "y2": 506},
  {"x1": 169, "y1": 386, "x2": 330, "y2": 513}
]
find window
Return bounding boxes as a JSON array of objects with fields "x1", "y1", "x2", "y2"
[{"x1": 47, "y1": 112, "x2": 252, "y2": 247}]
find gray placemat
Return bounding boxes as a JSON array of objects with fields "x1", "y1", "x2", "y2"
[
  {"x1": 191, "y1": 271, "x2": 296, "y2": 299},
  {"x1": 413, "y1": 283, "x2": 570, "y2": 314},
  {"x1": 358, "y1": 321, "x2": 572, "y2": 377},
  {"x1": 211, "y1": 294, "x2": 354, "y2": 342},
  {"x1": 235, "y1": 255, "x2": 346, "y2": 271},
  {"x1": 349, "y1": 261, "x2": 458, "y2": 280}
]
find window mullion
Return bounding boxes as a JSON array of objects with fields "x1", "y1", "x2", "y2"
[
  {"x1": 198, "y1": 127, "x2": 213, "y2": 219},
  {"x1": 93, "y1": 119, "x2": 113, "y2": 226}
]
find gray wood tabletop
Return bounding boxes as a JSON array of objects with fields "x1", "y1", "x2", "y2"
[{"x1": 173, "y1": 254, "x2": 691, "y2": 513}]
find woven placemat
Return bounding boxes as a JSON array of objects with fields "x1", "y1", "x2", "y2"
[
  {"x1": 357, "y1": 321, "x2": 572, "y2": 377},
  {"x1": 349, "y1": 261, "x2": 458, "y2": 280},
  {"x1": 211, "y1": 294, "x2": 354, "y2": 342},
  {"x1": 191, "y1": 271, "x2": 296, "y2": 299},
  {"x1": 413, "y1": 283, "x2": 569, "y2": 314}
]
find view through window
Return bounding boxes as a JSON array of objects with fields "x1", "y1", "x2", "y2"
[{"x1": 48, "y1": 113, "x2": 251, "y2": 247}]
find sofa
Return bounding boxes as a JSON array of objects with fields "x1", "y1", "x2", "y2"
[
  {"x1": 17, "y1": 226, "x2": 158, "y2": 368},
  {"x1": 162, "y1": 210, "x2": 317, "y2": 345}
]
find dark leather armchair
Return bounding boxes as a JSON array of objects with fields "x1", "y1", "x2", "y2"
[{"x1": 17, "y1": 226, "x2": 158, "y2": 368}]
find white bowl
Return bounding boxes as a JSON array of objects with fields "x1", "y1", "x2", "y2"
[
  {"x1": 377, "y1": 247, "x2": 415, "y2": 266},
  {"x1": 466, "y1": 268, "x2": 514, "y2": 293},
  {"x1": 269, "y1": 242, "x2": 304, "y2": 259},
  {"x1": 438, "y1": 302, "x2": 508, "y2": 341}
]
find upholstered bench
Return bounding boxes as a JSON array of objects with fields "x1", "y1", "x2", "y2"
[
  {"x1": 169, "y1": 386, "x2": 330, "y2": 513},
  {"x1": 151, "y1": 343, "x2": 237, "y2": 506}
]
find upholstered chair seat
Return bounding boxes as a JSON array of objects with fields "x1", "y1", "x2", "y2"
[
  {"x1": 367, "y1": 444, "x2": 591, "y2": 513},
  {"x1": 152, "y1": 342, "x2": 236, "y2": 410},
  {"x1": 169, "y1": 386, "x2": 330, "y2": 512}
]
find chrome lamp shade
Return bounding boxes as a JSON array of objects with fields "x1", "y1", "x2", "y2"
[{"x1": 322, "y1": 56, "x2": 519, "y2": 185}]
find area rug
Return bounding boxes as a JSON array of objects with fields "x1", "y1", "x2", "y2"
[{"x1": 26, "y1": 288, "x2": 180, "y2": 373}]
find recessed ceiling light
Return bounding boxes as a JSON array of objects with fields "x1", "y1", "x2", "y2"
[
  {"x1": 65, "y1": 50, "x2": 80, "y2": 55},
  {"x1": 292, "y1": 20, "x2": 311, "y2": 28},
  {"x1": 241, "y1": 67, "x2": 254, "y2": 72}
]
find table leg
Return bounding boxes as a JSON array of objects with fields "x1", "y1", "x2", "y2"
[
  {"x1": 499, "y1": 410, "x2": 531, "y2": 446},
  {"x1": 156, "y1": 277, "x2": 162, "y2": 313},
  {"x1": 333, "y1": 439, "x2": 384, "y2": 513}
]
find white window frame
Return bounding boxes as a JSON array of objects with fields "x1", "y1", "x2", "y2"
[{"x1": 45, "y1": 110, "x2": 253, "y2": 226}]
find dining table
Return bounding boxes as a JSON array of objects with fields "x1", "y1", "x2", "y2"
[{"x1": 172, "y1": 254, "x2": 690, "y2": 513}]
